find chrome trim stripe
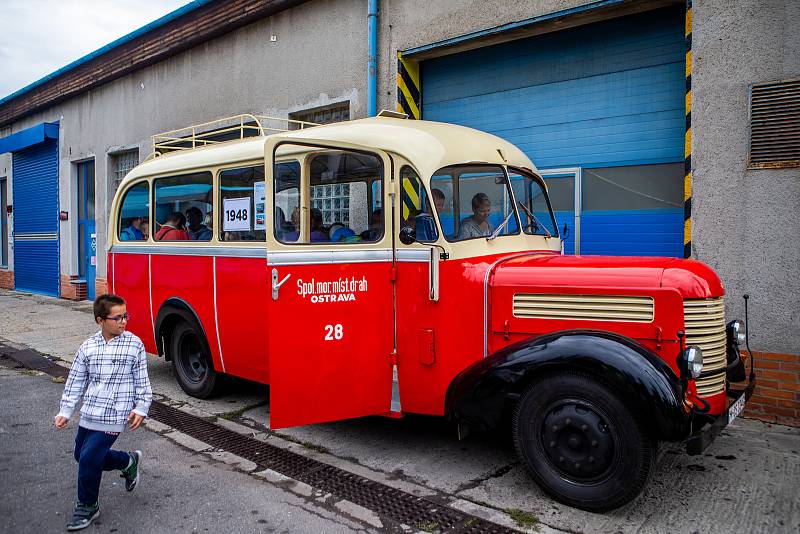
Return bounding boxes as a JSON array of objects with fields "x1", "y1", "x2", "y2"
[
  {"x1": 111, "y1": 245, "x2": 266, "y2": 258},
  {"x1": 148, "y1": 255, "x2": 155, "y2": 340},
  {"x1": 483, "y1": 252, "x2": 541, "y2": 358},
  {"x1": 213, "y1": 256, "x2": 226, "y2": 373}
]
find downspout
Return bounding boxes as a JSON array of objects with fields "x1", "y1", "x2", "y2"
[{"x1": 368, "y1": 0, "x2": 379, "y2": 116}]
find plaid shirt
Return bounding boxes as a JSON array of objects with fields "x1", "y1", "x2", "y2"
[{"x1": 58, "y1": 331, "x2": 153, "y2": 432}]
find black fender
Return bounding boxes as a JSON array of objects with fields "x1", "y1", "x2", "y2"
[
  {"x1": 154, "y1": 298, "x2": 211, "y2": 362},
  {"x1": 446, "y1": 331, "x2": 690, "y2": 442}
]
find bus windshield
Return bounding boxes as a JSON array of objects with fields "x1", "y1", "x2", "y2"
[
  {"x1": 430, "y1": 165, "x2": 520, "y2": 242},
  {"x1": 507, "y1": 168, "x2": 558, "y2": 238}
]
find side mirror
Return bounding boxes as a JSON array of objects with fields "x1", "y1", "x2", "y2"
[{"x1": 399, "y1": 226, "x2": 416, "y2": 245}]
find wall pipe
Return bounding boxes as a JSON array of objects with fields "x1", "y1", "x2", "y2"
[{"x1": 367, "y1": 0, "x2": 379, "y2": 116}]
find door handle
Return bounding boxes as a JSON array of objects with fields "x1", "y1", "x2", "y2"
[{"x1": 271, "y1": 269, "x2": 291, "y2": 300}]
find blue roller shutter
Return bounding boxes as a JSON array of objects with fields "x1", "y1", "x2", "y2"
[
  {"x1": 13, "y1": 139, "x2": 60, "y2": 296},
  {"x1": 422, "y1": 7, "x2": 685, "y2": 256}
]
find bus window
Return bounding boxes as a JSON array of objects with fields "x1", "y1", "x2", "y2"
[
  {"x1": 277, "y1": 150, "x2": 383, "y2": 244},
  {"x1": 118, "y1": 182, "x2": 149, "y2": 241},
  {"x1": 153, "y1": 172, "x2": 212, "y2": 241},
  {"x1": 400, "y1": 166, "x2": 438, "y2": 242},
  {"x1": 219, "y1": 165, "x2": 268, "y2": 242},
  {"x1": 274, "y1": 161, "x2": 301, "y2": 242}
]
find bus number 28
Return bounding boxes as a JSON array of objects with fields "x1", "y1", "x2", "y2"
[{"x1": 324, "y1": 324, "x2": 343, "y2": 341}]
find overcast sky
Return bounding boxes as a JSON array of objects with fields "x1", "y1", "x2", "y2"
[{"x1": 0, "y1": 0, "x2": 192, "y2": 98}]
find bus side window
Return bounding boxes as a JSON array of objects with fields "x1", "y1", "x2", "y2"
[
  {"x1": 118, "y1": 182, "x2": 149, "y2": 241},
  {"x1": 400, "y1": 166, "x2": 439, "y2": 243},
  {"x1": 219, "y1": 165, "x2": 267, "y2": 241},
  {"x1": 153, "y1": 172, "x2": 212, "y2": 241},
  {"x1": 274, "y1": 161, "x2": 301, "y2": 243}
]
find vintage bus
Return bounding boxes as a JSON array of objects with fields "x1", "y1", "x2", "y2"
[{"x1": 108, "y1": 112, "x2": 754, "y2": 511}]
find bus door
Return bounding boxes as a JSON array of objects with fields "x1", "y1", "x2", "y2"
[{"x1": 264, "y1": 137, "x2": 395, "y2": 429}]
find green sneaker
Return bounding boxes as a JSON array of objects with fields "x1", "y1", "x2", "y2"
[
  {"x1": 120, "y1": 450, "x2": 142, "y2": 492},
  {"x1": 66, "y1": 502, "x2": 99, "y2": 531}
]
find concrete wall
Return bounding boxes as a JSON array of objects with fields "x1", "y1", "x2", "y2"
[{"x1": 692, "y1": 0, "x2": 800, "y2": 354}]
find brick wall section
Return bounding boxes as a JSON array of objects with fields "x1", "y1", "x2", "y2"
[
  {"x1": 95, "y1": 278, "x2": 108, "y2": 298},
  {"x1": 59, "y1": 275, "x2": 87, "y2": 301},
  {"x1": 0, "y1": 269, "x2": 13, "y2": 289},
  {"x1": 740, "y1": 351, "x2": 800, "y2": 427}
]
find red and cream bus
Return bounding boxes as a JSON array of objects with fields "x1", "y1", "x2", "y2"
[{"x1": 108, "y1": 112, "x2": 754, "y2": 511}]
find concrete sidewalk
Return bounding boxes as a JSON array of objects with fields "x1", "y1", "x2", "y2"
[{"x1": 1, "y1": 288, "x2": 799, "y2": 533}]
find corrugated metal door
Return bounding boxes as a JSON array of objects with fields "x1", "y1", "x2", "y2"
[
  {"x1": 422, "y1": 7, "x2": 685, "y2": 256},
  {"x1": 13, "y1": 139, "x2": 60, "y2": 296}
]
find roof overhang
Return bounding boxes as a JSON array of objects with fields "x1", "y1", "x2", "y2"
[
  {"x1": 401, "y1": 0, "x2": 681, "y2": 61},
  {"x1": 0, "y1": 122, "x2": 59, "y2": 154}
]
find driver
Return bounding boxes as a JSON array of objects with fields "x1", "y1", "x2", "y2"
[{"x1": 458, "y1": 193, "x2": 494, "y2": 239}]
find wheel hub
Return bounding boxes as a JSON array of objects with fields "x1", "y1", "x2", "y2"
[{"x1": 541, "y1": 403, "x2": 614, "y2": 479}]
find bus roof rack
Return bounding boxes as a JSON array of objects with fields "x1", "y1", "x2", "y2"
[{"x1": 151, "y1": 114, "x2": 320, "y2": 155}]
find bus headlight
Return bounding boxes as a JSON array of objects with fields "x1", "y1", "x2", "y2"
[
  {"x1": 684, "y1": 346, "x2": 704, "y2": 379},
  {"x1": 728, "y1": 320, "x2": 746, "y2": 345}
]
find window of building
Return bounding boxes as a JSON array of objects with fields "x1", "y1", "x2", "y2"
[
  {"x1": 749, "y1": 78, "x2": 800, "y2": 168},
  {"x1": 1, "y1": 178, "x2": 8, "y2": 266},
  {"x1": 400, "y1": 166, "x2": 439, "y2": 242},
  {"x1": 118, "y1": 182, "x2": 149, "y2": 241},
  {"x1": 581, "y1": 164, "x2": 683, "y2": 211},
  {"x1": 219, "y1": 165, "x2": 268, "y2": 242},
  {"x1": 289, "y1": 102, "x2": 350, "y2": 129},
  {"x1": 112, "y1": 150, "x2": 139, "y2": 192},
  {"x1": 154, "y1": 172, "x2": 212, "y2": 241},
  {"x1": 275, "y1": 149, "x2": 382, "y2": 244}
]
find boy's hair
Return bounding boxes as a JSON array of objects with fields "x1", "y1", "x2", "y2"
[{"x1": 94, "y1": 294, "x2": 126, "y2": 321}]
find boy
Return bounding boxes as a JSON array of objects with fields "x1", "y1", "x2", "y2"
[{"x1": 54, "y1": 294, "x2": 153, "y2": 531}]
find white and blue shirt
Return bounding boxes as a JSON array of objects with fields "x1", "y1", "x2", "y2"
[{"x1": 58, "y1": 331, "x2": 153, "y2": 432}]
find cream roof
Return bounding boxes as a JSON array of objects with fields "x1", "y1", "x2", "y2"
[{"x1": 123, "y1": 116, "x2": 538, "y2": 183}]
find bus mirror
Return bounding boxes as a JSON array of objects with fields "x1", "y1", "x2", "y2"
[{"x1": 399, "y1": 226, "x2": 416, "y2": 245}]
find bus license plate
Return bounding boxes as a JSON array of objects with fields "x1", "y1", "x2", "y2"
[{"x1": 728, "y1": 394, "x2": 746, "y2": 425}]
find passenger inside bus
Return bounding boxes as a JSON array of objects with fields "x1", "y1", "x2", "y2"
[
  {"x1": 120, "y1": 216, "x2": 146, "y2": 241},
  {"x1": 140, "y1": 220, "x2": 150, "y2": 240},
  {"x1": 186, "y1": 206, "x2": 212, "y2": 241},
  {"x1": 360, "y1": 209, "x2": 382, "y2": 241},
  {"x1": 155, "y1": 212, "x2": 190, "y2": 241},
  {"x1": 458, "y1": 193, "x2": 494, "y2": 239}
]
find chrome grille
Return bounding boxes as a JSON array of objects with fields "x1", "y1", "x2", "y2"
[
  {"x1": 513, "y1": 294, "x2": 654, "y2": 322},
  {"x1": 684, "y1": 298, "x2": 727, "y2": 396}
]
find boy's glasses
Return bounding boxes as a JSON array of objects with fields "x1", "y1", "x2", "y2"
[{"x1": 105, "y1": 314, "x2": 130, "y2": 323}]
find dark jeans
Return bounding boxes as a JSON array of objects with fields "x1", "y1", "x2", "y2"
[{"x1": 73, "y1": 426, "x2": 129, "y2": 504}]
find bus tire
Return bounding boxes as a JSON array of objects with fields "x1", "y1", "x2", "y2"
[
  {"x1": 170, "y1": 321, "x2": 223, "y2": 398},
  {"x1": 512, "y1": 372, "x2": 655, "y2": 512}
]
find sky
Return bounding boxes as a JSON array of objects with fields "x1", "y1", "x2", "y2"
[{"x1": 0, "y1": 0, "x2": 193, "y2": 98}]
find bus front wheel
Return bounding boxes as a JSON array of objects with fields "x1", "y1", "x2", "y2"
[
  {"x1": 171, "y1": 321, "x2": 223, "y2": 398},
  {"x1": 512, "y1": 372, "x2": 655, "y2": 512}
]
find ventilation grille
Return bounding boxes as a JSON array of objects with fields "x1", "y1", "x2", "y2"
[
  {"x1": 749, "y1": 78, "x2": 800, "y2": 168},
  {"x1": 684, "y1": 298, "x2": 727, "y2": 397},
  {"x1": 513, "y1": 294, "x2": 654, "y2": 322}
]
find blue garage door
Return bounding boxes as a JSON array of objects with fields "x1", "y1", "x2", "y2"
[
  {"x1": 422, "y1": 7, "x2": 685, "y2": 256},
  {"x1": 13, "y1": 139, "x2": 60, "y2": 296}
]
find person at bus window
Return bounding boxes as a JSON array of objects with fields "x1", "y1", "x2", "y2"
[
  {"x1": 458, "y1": 193, "x2": 494, "y2": 239},
  {"x1": 120, "y1": 217, "x2": 145, "y2": 241},
  {"x1": 360, "y1": 209, "x2": 382, "y2": 241},
  {"x1": 431, "y1": 188, "x2": 446, "y2": 213},
  {"x1": 310, "y1": 208, "x2": 328, "y2": 242},
  {"x1": 186, "y1": 207, "x2": 212, "y2": 241},
  {"x1": 140, "y1": 221, "x2": 150, "y2": 241},
  {"x1": 154, "y1": 212, "x2": 190, "y2": 241}
]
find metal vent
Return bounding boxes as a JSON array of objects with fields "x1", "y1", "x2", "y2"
[
  {"x1": 749, "y1": 78, "x2": 800, "y2": 168},
  {"x1": 513, "y1": 294, "x2": 654, "y2": 322},
  {"x1": 683, "y1": 298, "x2": 726, "y2": 396}
]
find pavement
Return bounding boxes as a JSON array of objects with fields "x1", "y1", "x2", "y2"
[{"x1": 1, "y1": 288, "x2": 799, "y2": 533}]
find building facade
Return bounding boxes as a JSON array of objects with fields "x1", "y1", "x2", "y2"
[{"x1": 0, "y1": 0, "x2": 797, "y2": 424}]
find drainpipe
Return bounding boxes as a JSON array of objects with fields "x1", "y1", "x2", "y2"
[{"x1": 368, "y1": 0, "x2": 379, "y2": 116}]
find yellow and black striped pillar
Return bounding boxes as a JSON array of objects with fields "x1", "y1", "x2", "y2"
[
  {"x1": 397, "y1": 52, "x2": 421, "y2": 120},
  {"x1": 684, "y1": 0, "x2": 693, "y2": 259}
]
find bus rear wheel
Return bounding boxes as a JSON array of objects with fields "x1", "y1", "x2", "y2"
[
  {"x1": 512, "y1": 372, "x2": 655, "y2": 512},
  {"x1": 171, "y1": 321, "x2": 223, "y2": 398}
]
